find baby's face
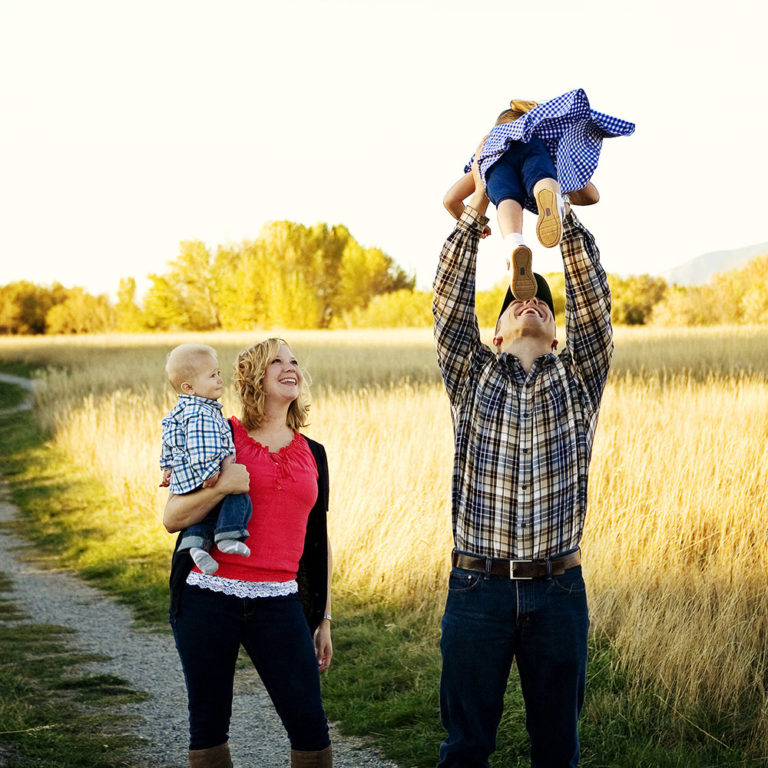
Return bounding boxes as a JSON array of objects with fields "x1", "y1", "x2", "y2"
[{"x1": 187, "y1": 354, "x2": 224, "y2": 400}]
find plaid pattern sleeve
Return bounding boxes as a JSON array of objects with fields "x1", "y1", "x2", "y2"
[
  {"x1": 465, "y1": 88, "x2": 634, "y2": 213},
  {"x1": 161, "y1": 397, "x2": 235, "y2": 495},
  {"x1": 560, "y1": 211, "x2": 614, "y2": 408},
  {"x1": 433, "y1": 207, "x2": 491, "y2": 407}
]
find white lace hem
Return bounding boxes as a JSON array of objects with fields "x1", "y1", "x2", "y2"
[{"x1": 186, "y1": 571, "x2": 298, "y2": 598}]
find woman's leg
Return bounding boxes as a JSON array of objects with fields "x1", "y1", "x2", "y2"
[
  {"x1": 171, "y1": 585, "x2": 242, "y2": 752},
  {"x1": 240, "y1": 593, "x2": 330, "y2": 753}
]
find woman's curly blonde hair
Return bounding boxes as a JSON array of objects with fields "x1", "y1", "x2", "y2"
[
  {"x1": 496, "y1": 99, "x2": 539, "y2": 125},
  {"x1": 233, "y1": 338, "x2": 311, "y2": 431}
]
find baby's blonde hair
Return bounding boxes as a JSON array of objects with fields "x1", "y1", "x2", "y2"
[
  {"x1": 165, "y1": 343, "x2": 218, "y2": 393},
  {"x1": 233, "y1": 338, "x2": 310, "y2": 431},
  {"x1": 496, "y1": 99, "x2": 539, "y2": 125}
]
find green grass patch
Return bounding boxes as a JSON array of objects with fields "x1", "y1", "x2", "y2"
[{"x1": 0, "y1": 377, "x2": 762, "y2": 767}]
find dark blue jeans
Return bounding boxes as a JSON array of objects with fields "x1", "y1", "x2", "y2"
[
  {"x1": 170, "y1": 583, "x2": 329, "y2": 751},
  {"x1": 439, "y1": 564, "x2": 589, "y2": 768},
  {"x1": 485, "y1": 136, "x2": 557, "y2": 208},
  {"x1": 177, "y1": 492, "x2": 252, "y2": 552}
]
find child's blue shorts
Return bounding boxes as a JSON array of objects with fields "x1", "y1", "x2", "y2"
[{"x1": 485, "y1": 136, "x2": 556, "y2": 207}]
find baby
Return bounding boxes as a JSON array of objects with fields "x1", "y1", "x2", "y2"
[
  {"x1": 444, "y1": 89, "x2": 634, "y2": 300},
  {"x1": 160, "y1": 343, "x2": 251, "y2": 575}
]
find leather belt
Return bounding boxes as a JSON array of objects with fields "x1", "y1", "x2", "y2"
[{"x1": 451, "y1": 550, "x2": 581, "y2": 580}]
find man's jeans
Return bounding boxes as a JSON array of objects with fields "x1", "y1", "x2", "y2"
[
  {"x1": 439, "y1": 564, "x2": 589, "y2": 768},
  {"x1": 170, "y1": 584, "x2": 329, "y2": 751}
]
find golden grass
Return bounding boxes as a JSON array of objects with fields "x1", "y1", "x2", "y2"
[{"x1": 2, "y1": 326, "x2": 768, "y2": 742}]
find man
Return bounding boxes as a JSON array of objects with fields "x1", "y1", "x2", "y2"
[{"x1": 432, "y1": 155, "x2": 612, "y2": 768}]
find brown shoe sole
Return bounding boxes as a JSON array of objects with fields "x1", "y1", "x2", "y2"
[
  {"x1": 535, "y1": 188, "x2": 562, "y2": 248},
  {"x1": 510, "y1": 245, "x2": 536, "y2": 300}
]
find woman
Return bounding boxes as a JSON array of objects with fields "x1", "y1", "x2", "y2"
[{"x1": 164, "y1": 338, "x2": 333, "y2": 768}]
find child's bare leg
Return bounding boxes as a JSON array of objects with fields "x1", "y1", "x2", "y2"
[
  {"x1": 533, "y1": 178, "x2": 564, "y2": 248},
  {"x1": 497, "y1": 198, "x2": 524, "y2": 238},
  {"x1": 498, "y1": 199, "x2": 536, "y2": 301}
]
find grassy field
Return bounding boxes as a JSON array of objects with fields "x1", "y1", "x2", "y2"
[{"x1": 1, "y1": 326, "x2": 767, "y2": 766}]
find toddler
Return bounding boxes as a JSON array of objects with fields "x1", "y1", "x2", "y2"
[
  {"x1": 160, "y1": 343, "x2": 252, "y2": 575},
  {"x1": 444, "y1": 88, "x2": 634, "y2": 300}
]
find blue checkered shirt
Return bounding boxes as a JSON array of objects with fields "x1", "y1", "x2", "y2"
[
  {"x1": 433, "y1": 207, "x2": 613, "y2": 560},
  {"x1": 160, "y1": 395, "x2": 235, "y2": 495},
  {"x1": 465, "y1": 88, "x2": 635, "y2": 213}
]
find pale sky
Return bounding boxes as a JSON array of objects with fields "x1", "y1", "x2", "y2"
[{"x1": 1, "y1": 0, "x2": 766, "y2": 298}]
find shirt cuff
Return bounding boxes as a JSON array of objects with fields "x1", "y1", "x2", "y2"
[{"x1": 458, "y1": 207, "x2": 489, "y2": 235}]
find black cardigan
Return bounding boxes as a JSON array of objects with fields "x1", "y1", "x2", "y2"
[{"x1": 169, "y1": 434, "x2": 330, "y2": 633}]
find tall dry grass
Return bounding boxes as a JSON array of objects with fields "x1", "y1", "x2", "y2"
[{"x1": 2, "y1": 326, "x2": 768, "y2": 744}]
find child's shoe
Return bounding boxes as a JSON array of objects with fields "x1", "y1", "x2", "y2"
[
  {"x1": 535, "y1": 187, "x2": 563, "y2": 248},
  {"x1": 509, "y1": 245, "x2": 536, "y2": 300}
]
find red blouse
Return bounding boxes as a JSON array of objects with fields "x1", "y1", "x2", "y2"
[{"x1": 195, "y1": 417, "x2": 319, "y2": 583}]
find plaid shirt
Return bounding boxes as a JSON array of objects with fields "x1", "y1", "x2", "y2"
[
  {"x1": 465, "y1": 88, "x2": 635, "y2": 213},
  {"x1": 160, "y1": 395, "x2": 235, "y2": 495},
  {"x1": 433, "y1": 207, "x2": 612, "y2": 560}
]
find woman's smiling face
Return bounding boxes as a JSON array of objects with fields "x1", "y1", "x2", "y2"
[{"x1": 262, "y1": 343, "x2": 303, "y2": 403}]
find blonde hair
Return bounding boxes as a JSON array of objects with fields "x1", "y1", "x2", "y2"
[
  {"x1": 496, "y1": 99, "x2": 539, "y2": 125},
  {"x1": 165, "y1": 343, "x2": 218, "y2": 393},
  {"x1": 233, "y1": 338, "x2": 310, "y2": 431}
]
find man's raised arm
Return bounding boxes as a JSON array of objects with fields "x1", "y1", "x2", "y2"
[
  {"x1": 560, "y1": 210, "x2": 613, "y2": 408},
  {"x1": 433, "y1": 160, "x2": 490, "y2": 405}
]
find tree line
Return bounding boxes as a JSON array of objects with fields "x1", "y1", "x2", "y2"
[{"x1": 2, "y1": 221, "x2": 767, "y2": 334}]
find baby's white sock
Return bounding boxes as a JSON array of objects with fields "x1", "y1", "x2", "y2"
[
  {"x1": 190, "y1": 547, "x2": 219, "y2": 575},
  {"x1": 503, "y1": 232, "x2": 526, "y2": 247},
  {"x1": 217, "y1": 540, "x2": 251, "y2": 557}
]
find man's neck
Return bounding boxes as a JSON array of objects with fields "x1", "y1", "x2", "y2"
[{"x1": 499, "y1": 337, "x2": 552, "y2": 373}]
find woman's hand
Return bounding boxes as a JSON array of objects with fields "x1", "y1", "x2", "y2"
[
  {"x1": 216, "y1": 456, "x2": 250, "y2": 494},
  {"x1": 314, "y1": 621, "x2": 333, "y2": 671},
  {"x1": 163, "y1": 456, "x2": 250, "y2": 533}
]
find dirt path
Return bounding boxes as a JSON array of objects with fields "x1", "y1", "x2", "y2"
[{"x1": 0, "y1": 375, "x2": 403, "y2": 768}]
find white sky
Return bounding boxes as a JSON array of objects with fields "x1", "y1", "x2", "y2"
[{"x1": 1, "y1": 0, "x2": 766, "y2": 298}]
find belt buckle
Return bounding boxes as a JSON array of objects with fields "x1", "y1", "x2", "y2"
[{"x1": 509, "y1": 559, "x2": 533, "y2": 580}]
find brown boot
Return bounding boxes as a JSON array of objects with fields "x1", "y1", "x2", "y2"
[
  {"x1": 189, "y1": 742, "x2": 233, "y2": 768},
  {"x1": 290, "y1": 744, "x2": 332, "y2": 767}
]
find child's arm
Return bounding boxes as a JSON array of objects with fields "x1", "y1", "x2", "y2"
[{"x1": 444, "y1": 172, "x2": 492, "y2": 238}]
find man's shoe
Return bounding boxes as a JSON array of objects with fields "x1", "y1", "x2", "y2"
[
  {"x1": 535, "y1": 187, "x2": 562, "y2": 248},
  {"x1": 509, "y1": 245, "x2": 536, "y2": 300}
]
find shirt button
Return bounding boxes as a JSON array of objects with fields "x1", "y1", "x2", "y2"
[
  {"x1": 523, "y1": 448, "x2": 530, "y2": 454},
  {"x1": 522, "y1": 412, "x2": 529, "y2": 418}
]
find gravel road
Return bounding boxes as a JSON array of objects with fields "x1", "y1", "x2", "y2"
[{"x1": 0, "y1": 371, "x2": 404, "y2": 768}]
